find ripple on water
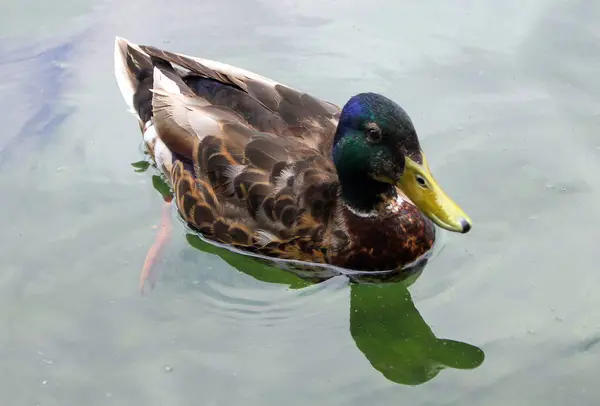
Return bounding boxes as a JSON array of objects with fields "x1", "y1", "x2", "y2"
[{"x1": 179, "y1": 257, "x2": 351, "y2": 326}]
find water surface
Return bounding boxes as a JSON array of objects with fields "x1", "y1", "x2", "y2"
[{"x1": 1, "y1": 0, "x2": 600, "y2": 404}]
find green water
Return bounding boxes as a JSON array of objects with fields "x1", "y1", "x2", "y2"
[{"x1": 1, "y1": 0, "x2": 600, "y2": 404}]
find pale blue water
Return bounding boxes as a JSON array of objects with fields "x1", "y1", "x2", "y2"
[{"x1": 2, "y1": 0, "x2": 600, "y2": 405}]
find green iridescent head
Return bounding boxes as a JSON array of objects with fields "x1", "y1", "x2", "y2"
[{"x1": 332, "y1": 92, "x2": 471, "y2": 233}]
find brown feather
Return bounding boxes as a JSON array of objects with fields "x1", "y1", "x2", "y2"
[
  {"x1": 246, "y1": 182, "x2": 273, "y2": 219},
  {"x1": 233, "y1": 169, "x2": 268, "y2": 200},
  {"x1": 244, "y1": 136, "x2": 289, "y2": 171}
]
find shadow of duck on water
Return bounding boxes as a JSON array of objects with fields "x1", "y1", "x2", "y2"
[{"x1": 137, "y1": 162, "x2": 485, "y2": 387}]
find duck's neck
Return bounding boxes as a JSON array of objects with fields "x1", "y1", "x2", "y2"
[{"x1": 338, "y1": 174, "x2": 396, "y2": 215}]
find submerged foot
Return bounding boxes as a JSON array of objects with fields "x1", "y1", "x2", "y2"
[{"x1": 139, "y1": 197, "x2": 173, "y2": 294}]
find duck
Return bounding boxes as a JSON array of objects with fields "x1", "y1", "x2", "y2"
[{"x1": 113, "y1": 37, "x2": 472, "y2": 274}]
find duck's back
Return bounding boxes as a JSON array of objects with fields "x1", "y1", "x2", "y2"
[{"x1": 114, "y1": 38, "x2": 344, "y2": 262}]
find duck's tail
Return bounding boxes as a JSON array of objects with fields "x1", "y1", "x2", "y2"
[
  {"x1": 113, "y1": 36, "x2": 155, "y2": 130},
  {"x1": 114, "y1": 36, "x2": 178, "y2": 185}
]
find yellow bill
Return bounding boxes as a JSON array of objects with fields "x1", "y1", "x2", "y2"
[{"x1": 397, "y1": 153, "x2": 472, "y2": 233}]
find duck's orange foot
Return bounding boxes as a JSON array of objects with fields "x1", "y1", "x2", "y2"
[{"x1": 139, "y1": 197, "x2": 173, "y2": 294}]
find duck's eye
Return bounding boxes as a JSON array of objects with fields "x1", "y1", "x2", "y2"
[
  {"x1": 365, "y1": 127, "x2": 382, "y2": 143},
  {"x1": 415, "y1": 174, "x2": 428, "y2": 189}
]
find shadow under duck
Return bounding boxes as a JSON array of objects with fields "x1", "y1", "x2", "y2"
[{"x1": 114, "y1": 37, "x2": 472, "y2": 274}]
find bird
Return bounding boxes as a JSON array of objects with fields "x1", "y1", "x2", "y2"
[{"x1": 113, "y1": 37, "x2": 472, "y2": 282}]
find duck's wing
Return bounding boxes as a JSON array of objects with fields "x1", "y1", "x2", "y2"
[{"x1": 114, "y1": 37, "x2": 341, "y2": 261}]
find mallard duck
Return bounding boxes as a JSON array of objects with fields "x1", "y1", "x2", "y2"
[{"x1": 114, "y1": 37, "x2": 472, "y2": 273}]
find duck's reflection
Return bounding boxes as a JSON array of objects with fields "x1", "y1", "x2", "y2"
[
  {"x1": 185, "y1": 232, "x2": 484, "y2": 386},
  {"x1": 349, "y1": 278, "x2": 484, "y2": 385}
]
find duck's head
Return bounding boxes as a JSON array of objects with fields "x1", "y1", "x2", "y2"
[{"x1": 332, "y1": 92, "x2": 472, "y2": 234}]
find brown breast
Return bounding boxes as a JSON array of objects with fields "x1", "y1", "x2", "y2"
[{"x1": 328, "y1": 200, "x2": 436, "y2": 271}]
